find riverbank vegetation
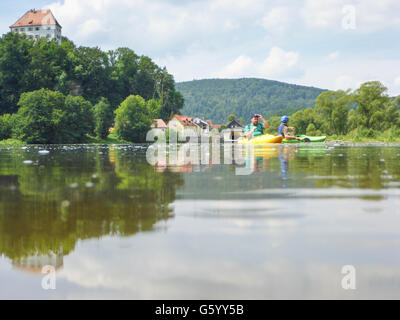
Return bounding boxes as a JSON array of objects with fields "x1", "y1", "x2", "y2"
[
  {"x1": 265, "y1": 81, "x2": 400, "y2": 142},
  {"x1": 0, "y1": 32, "x2": 183, "y2": 144}
]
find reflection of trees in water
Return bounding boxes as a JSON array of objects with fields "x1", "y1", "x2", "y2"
[
  {"x1": 177, "y1": 145, "x2": 400, "y2": 195},
  {"x1": 287, "y1": 147, "x2": 400, "y2": 189},
  {"x1": 0, "y1": 147, "x2": 184, "y2": 270}
]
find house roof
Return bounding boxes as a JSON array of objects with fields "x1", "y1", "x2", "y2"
[
  {"x1": 10, "y1": 9, "x2": 61, "y2": 28},
  {"x1": 170, "y1": 115, "x2": 198, "y2": 127},
  {"x1": 151, "y1": 119, "x2": 167, "y2": 129},
  {"x1": 227, "y1": 119, "x2": 244, "y2": 128}
]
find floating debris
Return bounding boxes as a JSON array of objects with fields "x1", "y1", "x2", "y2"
[
  {"x1": 61, "y1": 200, "x2": 70, "y2": 209},
  {"x1": 69, "y1": 183, "x2": 79, "y2": 189},
  {"x1": 85, "y1": 182, "x2": 94, "y2": 188},
  {"x1": 39, "y1": 150, "x2": 50, "y2": 155},
  {"x1": 23, "y1": 160, "x2": 33, "y2": 164}
]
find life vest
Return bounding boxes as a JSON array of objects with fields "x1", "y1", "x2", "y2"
[{"x1": 278, "y1": 124, "x2": 287, "y2": 137}]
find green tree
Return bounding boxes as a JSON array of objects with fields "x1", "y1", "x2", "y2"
[
  {"x1": 315, "y1": 90, "x2": 352, "y2": 135},
  {"x1": 290, "y1": 108, "x2": 321, "y2": 135},
  {"x1": 265, "y1": 116, "x2": 281, "y2": 134},
  {"x1": 147, "y1": 98, "x2": 162, "y2": 119},
  {"x1": 228, "y1": 114, "x2": 237, "y2": 122},
  {"x1": 306, "y1": 123, "x2": 318, "y2": 136},
  {"x1": 52, "y1": 95, "x2": 93, "y2": 143},
  {"x1": 159, "y1": 73, "x2": 184, "y2": 121},
  {"x1": 114, "y1": 95, "x2": 152, "y2": 142},
  {"x1": 353, "y1": 81, "x2": 391, "y2": 130},
  {"x1": 13, "y1": 89, "x2": 93, "y2": 144},
  {"x1": 0, "y1": 32, "x2": 33, "y2": 114},
  {"x1": 93, "y1": 98, "x2": 114, "y2": 139},
  {"x1": 0, "y1": 114, "x2": 15, "y2": 140},
  {"x1": 14, "y1": 89, "x2": 65, "y2": 144}
]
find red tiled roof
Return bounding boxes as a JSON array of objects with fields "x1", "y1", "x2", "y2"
[
  {"x1": 171, "y1": 115, "x2": 197, "y2": 127},
  {"x1": 10, "y1": 9, "x2": 61, "y2": 28},
  {"x1": 151, "y1": 119, "x2": 167, "y2": 129},
  {"x1": 211, "y1": 124, "x2": 222, "y2": 129}
]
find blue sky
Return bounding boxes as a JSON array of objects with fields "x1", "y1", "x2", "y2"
[{"x1": 1, "y1": 0, "x2": 400, "y2": 95}]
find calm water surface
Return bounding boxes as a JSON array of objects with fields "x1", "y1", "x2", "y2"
[{"x1": 0, "y1": 143, "x2": 400, "y2": 299}]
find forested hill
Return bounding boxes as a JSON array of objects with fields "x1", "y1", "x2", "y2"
[{"x1": 176, "y1": 78, "x2": 325, "y2": 123}]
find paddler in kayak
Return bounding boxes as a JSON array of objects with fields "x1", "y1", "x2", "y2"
[
  {"x1": 278, "y1": 116, "x2": 301, "y2": 141},
  {"x1": 244, "y1": 114, "x2": 269, "y2": 138}
]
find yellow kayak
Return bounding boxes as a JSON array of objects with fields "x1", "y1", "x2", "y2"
[{"x1": 238, "y1": 134, "x2": 283, "y2": 145}]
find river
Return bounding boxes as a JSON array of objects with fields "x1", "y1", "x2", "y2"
[{"x1": 0, "y1": 143, "x2": 399, "y2": 299}]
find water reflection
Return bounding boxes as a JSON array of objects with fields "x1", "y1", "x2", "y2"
[
  {"x1": 1, "y1": 144, "x2": 400, "y2": 299},
  {"x1": 0, "y1": 146, "x2": 183, "y2": 273}
]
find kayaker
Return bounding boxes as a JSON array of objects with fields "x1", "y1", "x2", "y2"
[
  {"x1": 278, "y1": 116, "x2": 301, "y2": 141},
  {"x1": 244, "y1": 114, "x2": 269, "y2": 138}
]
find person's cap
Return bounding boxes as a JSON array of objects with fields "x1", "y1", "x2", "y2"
[{"x1": 251, "y1": 114, "x2": 260, "y2": 119}]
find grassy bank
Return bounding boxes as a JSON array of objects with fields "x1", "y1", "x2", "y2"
[
  {"x1": 86, "y1": 133, "x2": 131, "y2": 145},
  {"x1": 2, "y1": 132, "x2": 400, "y2": 146},
  {"x1": 0, "y1": 139, "x2": 25, "y2": 146},
  {"x1": 0, "y1": 133, "x2": 131, "y2": 146},
  {"x1": 327, "y1": 128, "x2": 400, "y2": 143}
]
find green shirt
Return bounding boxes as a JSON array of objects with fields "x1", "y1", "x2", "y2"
[{"x1": 244, "y1": 123, "x2": 264, "y2": 137}]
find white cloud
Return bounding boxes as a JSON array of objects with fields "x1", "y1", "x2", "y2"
[
  {"x1": 79, "y1": 19, "x2": 106, "y2": 37},
  {"x1": 324, "y1": 51, "x2": 340, "y2": 62},
  {"x1": 260, "y1": 46, "x2": 300, "y2": 78},
  {"x1": 261, "y1": 7, "x2": 291, "y2": 32},
  {"x1": 219, "y1": 55, "x2": 254, "y2": 78},
  {"x1": 334, "y1": 75, "x2": 354, "y2": 90},
  {"x1": 216, "y1": 47, "x2": 301, "y2": 80},
  {"x1": 394, "y1": 77, "x2": 400, "y2": 87},
  {"x1": 301, "y1": 0, "x2": 345, "y2": 29},
  {"x1": 299, "y1": 58, "x2": 400, "y2": 95},
  {"x1": 301, "y1": 0, "x2": 400, "y2": 32}
]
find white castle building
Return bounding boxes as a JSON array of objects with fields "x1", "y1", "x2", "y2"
[{"x1": 10, "y1": 9, "x2": 62, "y2": 44}]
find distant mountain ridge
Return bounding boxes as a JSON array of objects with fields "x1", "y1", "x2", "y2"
[{"x1": 176, "y1": 78, "x2": 326, "y2": 123}]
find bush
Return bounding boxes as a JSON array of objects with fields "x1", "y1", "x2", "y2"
[
  {"x1": 93, "y1": 98, "x2": 114, "y2": 139},
  {"x1": 0, "y1": 114, "x2": 15, "y2": 140},
  {"x1": 14, "y1": 89, "x2": 65, "y2": 144},
  {"x1": 52, "y1": 95, "x2": 94, "y2": 144},
  {"x1": 14, "y1": 89, "x2": 93, "y2": 144},
  {"x1": 306, "y1": 123, "x2": 317, "y2": 136},
  {"x1": 114, "y1": 95, "x2": 152, "y2": 143}
]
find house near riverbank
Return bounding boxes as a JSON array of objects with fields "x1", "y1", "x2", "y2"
[
  {"x1": 168, "y1": 115, "x2": 224, "y2": 138},
  {"x1": 227, "y1": 119, "x2": 244, "y2": 140},
  {"x1": 10, "y1": 9, "x2": 62, "y2": 44},
  {"x1": 151, "y1": 119, "x2": 167, "y2": 130},
  {"x1": 151, "y1": 119, "x2": 168, "y2": 137},
  {"x1": 168, "y1": 115, "x2": 201, "y2": 138}
]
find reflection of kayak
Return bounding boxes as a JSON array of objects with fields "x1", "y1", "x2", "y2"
[
  {"x1": 238, "y1": 135, "x2": 283, "y2": 144},
  {"x1": 282, "y1": 135, "x2": 326, "y2": 143},
  {"x1": 251, "y1": 146, "x2": 279, "y2": 159}
]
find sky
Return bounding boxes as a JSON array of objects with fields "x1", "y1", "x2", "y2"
[{"x1": 1, "y1": 0, "x2": 400, "y2": 95}]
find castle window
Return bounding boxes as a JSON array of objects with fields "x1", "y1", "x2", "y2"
[
  {"x1": 35, "y1": 27, "x2": 40, "y2": 31},
  {"x1": 28, "y1": 27, "x2": 33, "y2": 31}
]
